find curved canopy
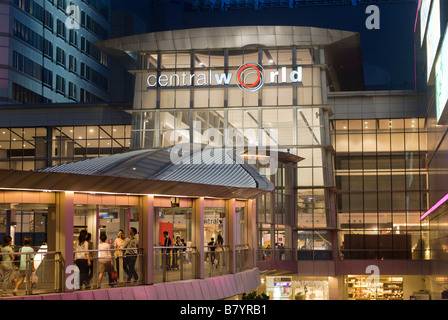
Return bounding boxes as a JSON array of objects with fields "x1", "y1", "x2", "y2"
[{"x1": 7, "y1": 145, "x2": 275, "y2": 199}]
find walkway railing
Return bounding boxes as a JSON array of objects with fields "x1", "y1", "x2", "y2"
[
  {"x1": 235, "y1": 244, "x2": 252, "y2": 272},
  {"x1": 258, "y1": 247, "x2": 294, "y2": 261},
  {"x1": 0, "y1": 247, "x2": 63, "y2": 297},
  {"x1": 1, "y1": 244, "x2": 254, "y2": 297},
  {"x1": 153, "y1": 246, "x2": 198, "y2": 283},
  {"x1": 205, "y1": 245, "x2": 231, "y2": 278},
  {"x1": 73, "y1": 248, "x2": 143, "y2": 290},
  {"x1": 339, "y1": 248, "x2": 429, "y2": 260}
]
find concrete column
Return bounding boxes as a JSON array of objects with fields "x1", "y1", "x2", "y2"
[
  {"x1": 247, "y1": 199, "x2": 257, "y2": 268},
  {"x1": 49, "y1": 191, "x2": 74, "y2": 292},
  {"x1": 140, "y1": 195, "x2": 154, "y2": 285},
  {"x1": 329, "y1": 275, "x2": 345, "y2": 300},
  {"x1": 192, "y1": 197, "x2": 204, "y2": 279},
  {"x1": 87, "y1": 207, "x2": 98, "y2": 247},
  {"x1": 225, "y1": 199, "x2": 236, "y2": 273}
]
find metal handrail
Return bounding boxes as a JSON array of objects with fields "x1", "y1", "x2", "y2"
[
  {"x1": 153, "y1": 246, "x2": 198, "y2": 282},
  {"x1": 0, "y1": 249, "x2": 63, "y2": 296},
  {"x1": 0, "y1": 251, "x2": 61, "y2": 256},
  {"x1": 73, "y1": 248, "x2": 141, "y2": 254}
]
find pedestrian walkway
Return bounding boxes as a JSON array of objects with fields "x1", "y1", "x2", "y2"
[{"x1": 1, "y1": 268, "x2": 261, "y2": 300}]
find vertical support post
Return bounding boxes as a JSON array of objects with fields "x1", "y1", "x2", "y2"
[
  {"x1": 192, "y1": 197, "x2": 204, "y2": 279},
  {"x1": 247, "y1": 199, "x2": 257, "y2": 268},
  {"x1": 140, "y1": 195, "x2": 154, "y2": 285},
  {"x1": 226, "y1": 199, "x2": 236, "y2": 273},
  {"x1": 52, "y1": 191, "x2": 74, "y2": 292}
]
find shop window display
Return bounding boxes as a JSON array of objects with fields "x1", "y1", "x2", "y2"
[{"x1": 347, "y1": 276, "x2": 403, "y2": 300}]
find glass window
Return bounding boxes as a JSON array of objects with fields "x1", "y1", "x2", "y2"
[
  {"x1": 227, "y1": 88, "x2": 243, "y2": 107},
  {"x1": 176, "y1": 53, "x2": 191, "y2": 68},
  {"x1": 348, "y1": 134, "x2": 362, "y2": 152},
  {"x1": 228, "y1": 50, "x2": 243, "y2": 67},
  {"x1": 161, "y1": 53, "x2": 176, "y2": 69},
  {"x1": 155, "y1": 207, "x2": 192, "y2": 246},
  {"x1": 209, "y1": 89, "x2": 224, "y2": 108},
  {"x1": 210, "y1": 51, "x2": 224, "y2": 68}
]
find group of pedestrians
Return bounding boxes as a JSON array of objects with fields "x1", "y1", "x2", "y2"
[
  {"x1": 73, "y1": 227, "x2": 140, "y2": 290},
  {"x1": 161, "y1": 231, "x2": 187, "y2": 270},
  {"x1": 207, "y1": 234, "x2": 224, "y2": 268},
  {"x1": 0, "y1": 236, "x2": 36, "y2": 297}
]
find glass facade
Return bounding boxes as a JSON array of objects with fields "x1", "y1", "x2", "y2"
[
  {"x1": 132, "y1": 45, "x2": 334, "y2": 263},
  {"x1": 332, "y1": 118, "x2": 429, "y2": 260},
  {"x1": 0, "y1": 125, "x2": 131, "y2": 170},
  {"x1": 4, "y1": 0, "x2": 111, "y2": 104},
  {"x1": 0, "y1": 204, "x2": 48, "y2": 246}
]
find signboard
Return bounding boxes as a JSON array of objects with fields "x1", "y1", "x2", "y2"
[
  {"x1": 145, "y1": 63, "x2": 303, "y2": 92},
  {"x1": 420, "y1": 0, "x2": 432, "y2": 46},
  {"x1": 158, "y1": 221, "x2": 173, "y2": 246},
  {"x1": 436, "y1": 26, "x2": 448, "y2": 124},
  {"x1": 426, "y1": 0, "x2": 440, "y2": 83}
]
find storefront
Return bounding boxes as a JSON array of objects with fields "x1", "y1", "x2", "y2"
[
  {"x1": 263, "y1": 276, "x2": 330, "y2": 300},
  {"x1": 345, "y1": 275, "x2": 429, "y2": 300},
  {"x1": 346, "y1": 275, "x2": 404, "y2": 300}
]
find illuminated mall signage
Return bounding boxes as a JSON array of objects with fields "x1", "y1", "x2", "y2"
[
  {"x1": 426, "y1": 0, "x2": 440, "y2": 83},
  {"x1": 436, "y1": 27, "x2": 448, "y2": 124},
  {"x1": 146, "y1": 62, "x2": 303, "y2": 92},
  {"x1": 420, "y1": 0, "x2": 431, "y2": 46}
]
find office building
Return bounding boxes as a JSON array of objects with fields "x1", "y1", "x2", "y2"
[{"x1": 0, "y1": 0, "x2": 110, "y2": 104}]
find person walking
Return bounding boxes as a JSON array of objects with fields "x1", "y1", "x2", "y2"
[
  {"x1": 162, "y1": 231, "x2": 172, "y2": 270},
  {"x1": 86, "y1": 233, "x2": 94, "y2": 288},
  {"x1": 74, "y1": 230, "x2": 91, "y2": 290},
  {"x1": 123, "y1": 227, "x2": 139, "y2": 283},
  {"x1": 0, "y1": 235, "x2": 15, "y2": 297},
  {"x1": 13, "y1": 237, "x2": 34, "y2": 296},
  {"x1": 208, "y1": 237, "x2": 215, "y2": 264},
  {"x1": 214, "y1": 234, "x2": 224, "y2": 268},
  {"x1": 97, "y1": 234, "x2": 114, "y2": 289},
  {"x1": 172, "y1": 236, "x2": 183, "y2": 269},
  {"x1": 113, "y1": 229, "x2": 125, "y2": 282}
]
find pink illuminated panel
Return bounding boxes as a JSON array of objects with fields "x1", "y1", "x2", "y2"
[{"x1": 420, "y1": 193, "x2": 448, "y2": 220}]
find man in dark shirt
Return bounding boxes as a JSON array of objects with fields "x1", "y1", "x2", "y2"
[
  {"x1": 208, "y1": 237, "x2": 215, "y2": 264},
  {"x1": 123, "y1": 227, "x2": 139, "y2": 283},
  {"x1": 162, "y1": 231, "x2": 172, "y2": 270}
]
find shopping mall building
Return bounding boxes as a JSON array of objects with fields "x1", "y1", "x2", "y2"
[{"x1": 0, "y1": 1, "x2": 447, "y2": 300}]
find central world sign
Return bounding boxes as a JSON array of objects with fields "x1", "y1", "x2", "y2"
[{"x1": 146, "y1": 63, "x2": 303, "y2": 92}]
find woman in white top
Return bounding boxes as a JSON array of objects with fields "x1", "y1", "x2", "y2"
[
  {"x1": 113, "y1": 229, "x2": 125, "y2": 279},
  {"x1": 97, "y1": 233, "x2": 114, "y2": 288},
  {"x1": 74, "y1": 230, "x2": 90, "y2": 290},
  {"x1": 0, "y1": 235, "x2": 14, "y2": 296}
]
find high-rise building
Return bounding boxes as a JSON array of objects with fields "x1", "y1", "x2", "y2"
[{"x1": 0, "y1": 0, "x2": 111, "y2": 104}]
